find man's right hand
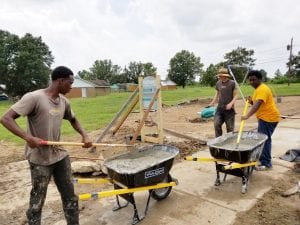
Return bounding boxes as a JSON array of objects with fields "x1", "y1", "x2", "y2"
[
  {"x1": 81, "y1": 135, "x2": 93, "y2": 148},
  {"x1": 247, "y1": 96, "x2": 253, "y2": 105},
  {"x1": 26, "y1": 135, "x2": 44, "y2": 148}
]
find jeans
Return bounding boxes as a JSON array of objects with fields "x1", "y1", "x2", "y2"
[
  {"x1": 258, "y1": 119, "x2": 278, "y2": 168},
  {"x1": 214, "y1": 108, "x2": 235, "y2": 137},
  {"x1": 26, "y1": 156, "x2": 79, "y2": 225}
]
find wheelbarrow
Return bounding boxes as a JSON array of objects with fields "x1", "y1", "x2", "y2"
[
  {"x1": 197, "y1": 106, "x2": 216, "y2": 119},
  {"x1": 76, "y1": 144, "x2": 179, "y2": 224},
  {"x1": 185, "y1": 131, "x2": 267, "y2": 193}
]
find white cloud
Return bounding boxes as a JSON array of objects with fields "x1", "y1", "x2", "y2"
[{"x1": 1, "y1": 0, "x2": 299, "y2": 78}]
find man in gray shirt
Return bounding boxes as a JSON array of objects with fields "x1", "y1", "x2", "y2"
[
  {"x1": 0, "y1": 66, "x2": 92, "y2": 225},
  {"x1": 209, "y1": 67, "x2": 237, "y2": 137}
]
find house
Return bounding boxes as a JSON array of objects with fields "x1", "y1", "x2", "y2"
[
  {"x1": 127, "y1": 83, "x2": 138, "y2": 92},
  {"x1": 65, "y1": 77, "x2": 111, "y2": 98},
  {"x1": 89, "y1": 80, "x2": 111, "y2": 96},
  {"x1": 161, "y1": 80, "x2": 177, "y2": 90},
  {"x1": 110, "y1": 84, "x2": 119, "y2": 92}
]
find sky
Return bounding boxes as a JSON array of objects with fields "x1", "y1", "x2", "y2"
[{"x1": 1, "y1": 0, "x2": 300, "y2": 79}]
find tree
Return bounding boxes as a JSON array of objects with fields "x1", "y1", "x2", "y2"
[
  {"x1": 289, "y1": 51, "x2": 300, "y2": 79},
  {"x1": 143, "y1": 62, "x2": 157, "y2": 77},
  {"x1": 124, "y1": 62, "x2": 144, "y2": 83},
  {"x1": 274, "y1": 69, "x2": 283, "y2": 79},
  {"x1": 109, "y1": 71, "x2": 129, "y2": 84},
  {"x1": 78, "y1": 60, "x2": 157, "y2": 84},
  {"x1": 271, "y1": 69, "x2": 288, "y2": 84},
  {"x1": 123, "y1": 61, "x2": 157, "y2": 84},
  {"x1": 222, "y1": 47, "x2": 256, "y2": 83},
  {"x1": 0, "y1": 30, "x2": 53, "y2": 97},
  {"x1": 79, "y1": 59, "x2": 121, "y2": 84},
  {"x1": 259, "y1": 69, "x2": 268, "y2": 82},
  {"x1": 0, "y1": 30, "x2": 19, "y2": 93},
  {"x1": 200, "y1": 64, "x2": 218, "y2": 87},
  {"x1": 77, "y1": 69, "x2": 92, "y2": 79},
  {"x1": 168, "y1": 50, "x2": 204, "y2": 88}
]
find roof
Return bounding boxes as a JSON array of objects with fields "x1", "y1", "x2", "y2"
[
  {"x1": 161, "y1": 80, "x2": 177, "y2": 86},
  {"x1": 110, "y1": 84, "x2": 119, "y2": 90},
  {"x1": 0, "y1": 84, "x2": 6, "y2": 90},
  {"x1": 90, "y1": 79, "x2": 110, "y2": 87},
  {"x1": 72, "y1": 77, "x2": 98, "y2": 88}
]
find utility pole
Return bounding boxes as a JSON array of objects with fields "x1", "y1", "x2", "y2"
[{"x1": 287, "y1": 37, "x2": 293, "y2": 86}]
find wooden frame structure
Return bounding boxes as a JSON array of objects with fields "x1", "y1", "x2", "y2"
[
  {"x1": 134, "y1": 75, "x2": 163, "y2": 144},
  {"x1": 91, "y1": 75, "x2": 164, "y2": 148}
]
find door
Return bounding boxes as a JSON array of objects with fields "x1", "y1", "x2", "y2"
[{"x1": 82, "y1": 88, "x2": 87, "y2": 98}]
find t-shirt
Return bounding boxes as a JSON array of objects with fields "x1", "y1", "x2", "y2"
[
  {"x1": 252, "y1": 83, "x2": 280, "y2": 122},
  {"x1": 11, "y1": 89, "x2": 75, "y2": 165},
  {"x1": 216, "y1": 79, "x2": 236, "y2": 109}
]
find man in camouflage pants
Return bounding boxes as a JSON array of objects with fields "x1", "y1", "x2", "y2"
[{"x1": 0, "y1": 66, "x2": 92, "y2": 224}]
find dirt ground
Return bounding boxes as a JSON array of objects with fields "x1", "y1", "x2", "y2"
[{"x1": 1, "y1": 96, "x2": 300, "y2": 225}]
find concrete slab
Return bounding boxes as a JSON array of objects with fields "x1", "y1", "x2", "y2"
[
  {"x1": 2, "y1": 116, "x2": 299, "y2": 225},
  {"x1": 76, "y1": 121, "x2": 300, "y2": 225}
]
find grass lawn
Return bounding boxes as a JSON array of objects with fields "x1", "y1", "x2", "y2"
[{"x1": 1, "y1": 83, "x2": 299, "y2": 144}]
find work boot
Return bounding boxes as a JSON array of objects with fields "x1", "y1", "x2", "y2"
[
  {"x1": 64, "y1": 199, "x2": 79, "y2": 225},
  {"x1": 26, "y1": 208, "x2": 42, "y2": 225}
]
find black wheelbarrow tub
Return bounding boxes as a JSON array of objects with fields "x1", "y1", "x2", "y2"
[
  {"x1": 207, "y1": 131, "x2": 268, "y2": 163},
  {"x1": 104, "y1": 144, "x2": 179, "y2": 188}
]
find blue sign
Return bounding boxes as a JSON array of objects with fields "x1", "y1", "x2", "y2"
[{"x1": 142, "y1": 76, "x2": 157, "y2": 111}]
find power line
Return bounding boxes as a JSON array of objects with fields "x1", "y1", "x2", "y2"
[
  {"x1": 255, "y1": 46, "x2": 286, "y2": 53},
  {"x1": 257, "y1": 56, "x2": 287, "y2": 62},
  {"x1": 256, "y1": 59, "x2": 286, "y2": 65}
]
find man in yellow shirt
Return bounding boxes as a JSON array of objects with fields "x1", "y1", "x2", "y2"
[{"x1": 241, "y1": 70, "x2": 280, "y2": 170}]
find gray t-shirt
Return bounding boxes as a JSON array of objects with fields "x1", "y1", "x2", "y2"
[
  {"x1": 11, "y1": 89, "x2": 75, "y2": 165},
  {"x1": 216, "y1": 79, "x2": 236, "y2": 109}
]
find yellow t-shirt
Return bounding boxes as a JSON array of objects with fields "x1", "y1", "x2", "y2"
[{"x1": 252, "y1": 83, "x2": 280, "y2": 122}]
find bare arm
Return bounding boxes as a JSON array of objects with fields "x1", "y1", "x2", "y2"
[
  {"x1": 241, "y1": 100, "x2": 263, "y2": 120},
  {"x1": 209, "y1": 91, "x2": 219, "y2": 106},
  {"x1": 0, "y1": 109, "x2": 42, "y2": 148},
  {"x1": 226, "y1": 88, "x2": 238, "y2": 110},
  {"x1": 69, "y1": 117, "x2": 92, "y2": 148}
]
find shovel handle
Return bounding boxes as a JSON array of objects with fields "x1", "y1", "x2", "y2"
[
  {"x1": 236, "y1": 100, "x2": 250, "y2": 144},
  {"x1": 39, "y1": 140, "x2": 133, "y2": 147}
]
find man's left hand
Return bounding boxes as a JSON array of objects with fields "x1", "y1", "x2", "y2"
[{"x1": 241, "y1": 115, "x2": 249, "y2": 120}]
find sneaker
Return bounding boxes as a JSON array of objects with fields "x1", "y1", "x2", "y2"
[{"x1": 255, "y1": 165, "x2": 271, "y2": 171}]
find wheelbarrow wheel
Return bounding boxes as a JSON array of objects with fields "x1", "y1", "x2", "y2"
[{"x1": 150, "y1": 174, "x2": 172, "y2": 201}]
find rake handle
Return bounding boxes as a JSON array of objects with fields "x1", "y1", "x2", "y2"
[
  {"x1": 236, "y1": 100, "x2": 250, "y2": 145},
  {"x1": 40, "y1": 140, "x2": 132, "y2": 147}
]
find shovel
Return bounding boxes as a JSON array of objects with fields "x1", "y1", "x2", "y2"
[{"x1": 236, "y1": 100, "x2": 250, "y2": 149}]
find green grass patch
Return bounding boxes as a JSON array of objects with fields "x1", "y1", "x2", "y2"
[
  {"x1": 162, "y1": 86, "x2": 214, "y2": 106},
  {"x1": 1, "y1": 83, "x2": 299, "y2": 144}
]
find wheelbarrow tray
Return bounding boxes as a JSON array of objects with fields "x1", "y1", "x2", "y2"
[
  {"x1": 207, "y1": 131, "x2": 268, "y2": 163},
  {"x1": 104, "y1": 144, "x2": 179, "y2": 188}
]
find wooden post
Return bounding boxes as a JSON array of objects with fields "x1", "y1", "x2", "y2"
[
  {"x1": 156, "y1": 75, "x2": 164, "y2": 144},
  {"x1": 112, "y1": 94, "x2": 139, "y2": 135},
  {"x1": 130, "y1": 88, "x2": 160, "y2": 144},
  {"x1": 90, "y1": 88, "x2": 138, "y2": 152},
  {"x1": 135, "y1": 75, "x2": 164, "y2": 144}
]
